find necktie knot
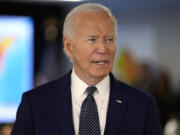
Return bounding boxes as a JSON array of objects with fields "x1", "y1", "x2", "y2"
[{"x1": 86, "y1": 86, "x2": 97, "y2": 96}]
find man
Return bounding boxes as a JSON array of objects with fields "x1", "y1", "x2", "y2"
[{"x1": 11, "y1": 3, "x2": 162, "y2": 135}]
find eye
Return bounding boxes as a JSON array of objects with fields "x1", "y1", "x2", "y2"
[
  {"x1": 87, "y1": 38, "x2": 96, "y2": 43},
  {"x1": 105, "y1": 38, "x2": 114, "y2": 43}
]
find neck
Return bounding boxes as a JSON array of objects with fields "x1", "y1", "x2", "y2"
[{"x1": 73, "y1": 70, "x2": 105, "y2": 86}]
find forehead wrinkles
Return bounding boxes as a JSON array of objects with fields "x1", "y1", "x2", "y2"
[{"x1": 74, "y1": 11, "x2": 115, "y2": 36}]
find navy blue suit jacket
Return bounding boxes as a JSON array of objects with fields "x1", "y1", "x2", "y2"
[{"x1": 11, "y1": 71, "x2": 162, "y2": 135}]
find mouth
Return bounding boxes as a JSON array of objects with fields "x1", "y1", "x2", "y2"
[{"x1": 92, "y1": 60, "x2": 108, "y2": 65}]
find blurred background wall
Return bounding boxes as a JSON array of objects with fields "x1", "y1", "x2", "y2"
[{"x1": 0, "y1": 0, "x2": 180, "y2": 135}]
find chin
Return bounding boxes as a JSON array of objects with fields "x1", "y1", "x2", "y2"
[{"x1": 91, "y1": 70, "x2": 110, "y2": 79}]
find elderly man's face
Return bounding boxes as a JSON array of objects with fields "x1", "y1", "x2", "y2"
[{"x1": 64, "y1": 11, "x2": 116, "y2": 83}]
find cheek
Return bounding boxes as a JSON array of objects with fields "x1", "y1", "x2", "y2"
[
  {"x1": 73, "y1": 47, "x2": 93, "y2": 65},
  {"x1": 109, "y1": 47, "x2": 116, "y2": 58}
]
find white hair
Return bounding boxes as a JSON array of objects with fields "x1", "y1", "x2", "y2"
[{"x1": 63, "y1": 3, "x2": 117, "y2": 39}]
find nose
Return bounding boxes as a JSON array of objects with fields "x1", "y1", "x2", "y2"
[{"x1": 97, "y1": 40, "x2": 107, "y2": 54}]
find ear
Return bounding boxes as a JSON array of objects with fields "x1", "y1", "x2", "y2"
[{"x1": 63, "y1": 36, "x2": 73, "y2": 59}]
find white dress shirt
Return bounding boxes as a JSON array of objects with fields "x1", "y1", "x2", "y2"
[{"x1": 71, "y1": 70, "x2": 110, "y2": 135}]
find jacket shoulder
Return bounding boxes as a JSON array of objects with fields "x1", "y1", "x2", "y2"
[
  {"x1": 24, "y1": 71, "x2": 71, "y2": 97},
  {"x1": 110, "y1": 73, "x2": 155, "y2": 103}
]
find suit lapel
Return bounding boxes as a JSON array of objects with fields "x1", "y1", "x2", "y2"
[
  {"x1": 53, "y1": 71, "x2": 128, "y2": 135},
  {"x1": 55, "y1": 71, "x2": 75, "y2": 135},
  {"x1": 104, "y1": 73, "x2": 128, "y2": 135}
]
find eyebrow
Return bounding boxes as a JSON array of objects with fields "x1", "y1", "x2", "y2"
[
  {"x1": 87, "y1": 35, "x2": 115, "y2": 38},
  {"x1": 105, "y1": 35, "x2": 114, "y2": 38},
  {"x1": 87, "y1": 35, "x2": 99, "y2": 38}
]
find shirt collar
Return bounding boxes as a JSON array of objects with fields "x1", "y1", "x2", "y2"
[{"x1": 71, "y1": 69, "x2": 110, "y2": 101}]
